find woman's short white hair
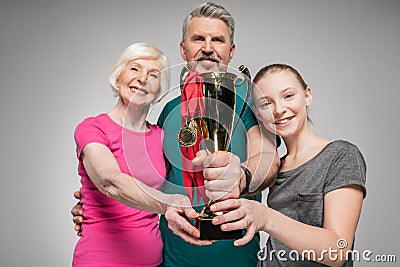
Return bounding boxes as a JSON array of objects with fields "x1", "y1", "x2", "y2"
[{"x1": 109, "y1": 43, "x2": 170, "y2": 102}]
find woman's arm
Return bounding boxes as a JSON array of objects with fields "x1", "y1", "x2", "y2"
[
  {"x1": 211, "y1": 185, "x2": 364, "y2": 267},
  {"x1": 82, "y1": 142, "x2": 212, "y2": 245},
  {"x1": 82, "y1": 142, "x2": 190, "y2": 215}
]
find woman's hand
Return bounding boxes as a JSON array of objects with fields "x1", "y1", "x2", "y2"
[{"x1": 164, "y1": 194, "x2": 212, "y2": 246}]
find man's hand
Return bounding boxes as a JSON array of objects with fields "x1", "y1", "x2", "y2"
[
  {"x1": 71, "y1": 191, "x2": 83, "y2": 236},
  {"x1": 164, "y1": 194, "x2": 212, "y2": 246},
  {"x1": 192, "y1": 150, "x2": 244, "y2": 201}
]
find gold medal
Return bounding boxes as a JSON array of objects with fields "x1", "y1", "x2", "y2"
[{"x1": 177, "y1": 120, "x2": 198, "y2": 147}]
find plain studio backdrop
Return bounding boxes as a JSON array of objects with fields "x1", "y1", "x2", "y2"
[{"x1": 0, "y1": 0, "x2": 399, "y2": 266}]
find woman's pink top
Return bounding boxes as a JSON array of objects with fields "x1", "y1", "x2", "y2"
[{"x1": 73, "y1": 114, "x2": 166, "y2": 267}]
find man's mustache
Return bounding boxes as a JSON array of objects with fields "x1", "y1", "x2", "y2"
[{"x1": 194, "y1": 53, "x2": 220, "y2": 62}]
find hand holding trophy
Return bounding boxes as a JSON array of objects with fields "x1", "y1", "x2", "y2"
[{"x1": 177, "y1": 61, "x2": 251, "y2": 240}]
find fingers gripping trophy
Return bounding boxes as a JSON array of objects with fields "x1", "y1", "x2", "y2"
[{"x1": 177, "y1": 61, "x2": 251, "y2": 240}]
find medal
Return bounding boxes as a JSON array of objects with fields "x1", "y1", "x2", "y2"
[{"x1": 177, "y1": 119, "x2": 198, "y2": 147}]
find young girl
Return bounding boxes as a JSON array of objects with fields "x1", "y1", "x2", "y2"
[{"x1": 210, "y1": 63, "x2": 366, "y2": 266}]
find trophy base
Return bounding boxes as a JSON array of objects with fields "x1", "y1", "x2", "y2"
[{"x1": 195, "y1": 216, "x2": 243, "y2": 240}]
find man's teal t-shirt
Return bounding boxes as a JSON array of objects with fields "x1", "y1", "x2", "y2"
[{"x1": 157, "y1": 81, "x2": 261, "y2": 267}]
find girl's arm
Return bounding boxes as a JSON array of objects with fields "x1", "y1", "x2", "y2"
[{"x1": 211, "y1": 185, "x2": 364, "y2": 267}]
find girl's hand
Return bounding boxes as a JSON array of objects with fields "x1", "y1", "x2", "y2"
[{"x1": 210, "y1": 198, "x2": 268, "y2": 246}]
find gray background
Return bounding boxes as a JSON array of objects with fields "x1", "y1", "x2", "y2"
[{"x1": 0, "y1": 0, "x2": 399, "y2": 266}]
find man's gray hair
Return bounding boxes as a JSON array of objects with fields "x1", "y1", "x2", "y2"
[{"x1": 182, "y1": 2, "x2": 235, "y2": 44}]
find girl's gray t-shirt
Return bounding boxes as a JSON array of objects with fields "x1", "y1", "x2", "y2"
[{"x1": 261, "y1": 140, "x2": 367, "y2": 267}]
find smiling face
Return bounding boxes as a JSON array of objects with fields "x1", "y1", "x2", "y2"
[
  {"x1": 116, "y1": 58, "x2": 162, "y2": 107},
  {"x1": 253, "y1": 70, "x2": 312, "y2": 138},
  {"x1": 180, "y1": 17, "x2": 235, "y2": 72}
]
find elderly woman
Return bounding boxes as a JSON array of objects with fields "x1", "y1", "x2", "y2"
[{"x1": 72, "y1": 43, "x2": 191, "y2": 267}]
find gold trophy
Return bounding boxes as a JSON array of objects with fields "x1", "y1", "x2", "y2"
[{"x1": 177, "y1": 63, "x2": 251, "y2": 240}]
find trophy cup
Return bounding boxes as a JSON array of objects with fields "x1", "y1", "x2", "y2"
[{"x1": 177, "y1": 63, "x2": 251, "y2": 240}]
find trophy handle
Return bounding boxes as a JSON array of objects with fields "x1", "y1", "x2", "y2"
[
  {"x1": 180, "y1": 64, "x2": 191, "y2": 91},
  {"x1": 232, "y1": 65, "x2": 251, "y2": 135}
]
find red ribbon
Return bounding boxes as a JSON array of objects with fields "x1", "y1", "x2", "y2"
[
  {"x1": 180, "y1": 71, "x2": 204, "y2": 117},
  {"x1": 180, "y1": 71, "x2": 209, "y2": 204}
]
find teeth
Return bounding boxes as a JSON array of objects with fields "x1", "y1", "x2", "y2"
[
  {"x1": 131, "y1": 87, "x2": 147, "y2": 94},
  {"x1": 276, "y1": 118, "x2": 290, "y2": 124},
  {"x1": 200, "y1": 59, "x2": 218, "y2": 62}
]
